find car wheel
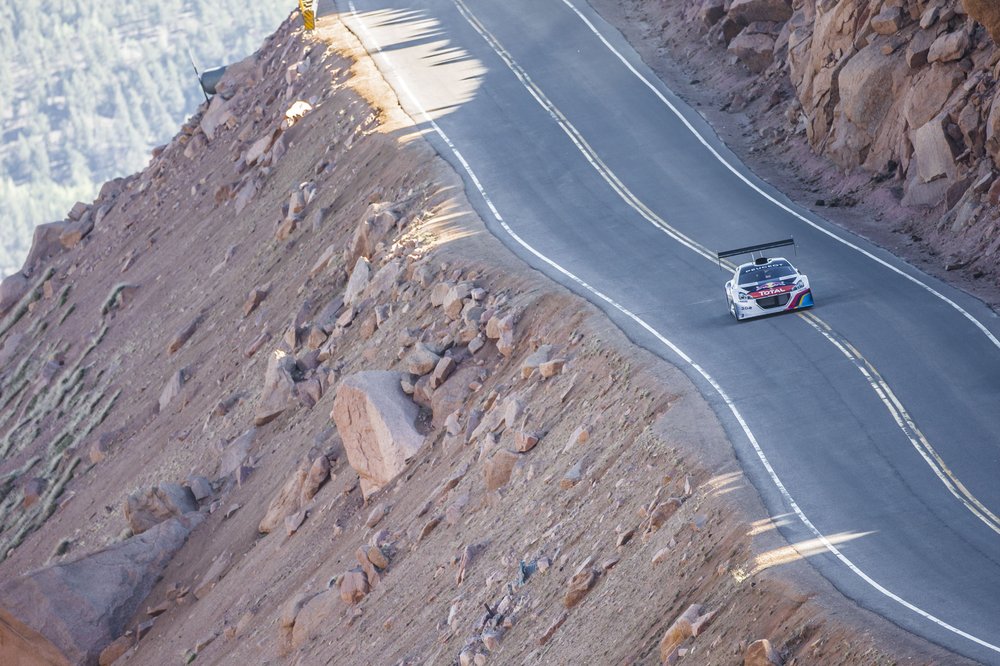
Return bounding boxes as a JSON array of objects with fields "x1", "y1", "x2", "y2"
[{"x1": 728, "y1": 297, "x2": 739, "y2": 321}]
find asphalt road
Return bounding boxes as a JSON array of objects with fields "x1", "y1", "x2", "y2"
[{"x1": 329, "y1": 1, "x2": 1000, "y2": 661}]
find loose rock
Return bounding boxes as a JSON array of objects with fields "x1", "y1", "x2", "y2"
[
  {"x1": 744, "y1": 638, "x2": 783, "y2": 665},
  {"x1": 538, "y1": 611, "x2": 568, "y2": 645},
  {"x1": 254, "y1": 350, "x2": 297, "y2": 426},
  {"x1": 339, "y1": 568, "x2": 370, "y2": 604},
  {"x1": 344, "y1": 257, "x2": 371, "y2": 306},
  {"x1": 167, "y1": 315, "x2": 201, "y2": 354},
  {"x1": 301, "y1": 455, "x2": 331, "y2": 503},
  {"x1": 124, "y1": 484, "x2": 198, "y2": 535},
  {"x1": 406, "y1": 343, "x2": 442, "y2": 376},
  {"x1": 483, "y1": 449, "x2": 521, "y2": 491},
  {"x1": 259, "y1": 468, "x2": 308, "y2": 534},
  {"x1": 514, "y1": 430, "x2": 541, "y2": 453},
  {"x1": 563, "y1": 568, "x2": 597, "y2": 608},
  {"x1": 366, "y1": 504, "x2": 389, "y2": 528}
]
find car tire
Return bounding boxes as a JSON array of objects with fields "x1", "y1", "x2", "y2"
[{"x1": 728, "y1": 297, "x2": 740, "y2": 321}]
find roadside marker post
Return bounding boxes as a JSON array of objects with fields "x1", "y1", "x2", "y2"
[{"x1": 299, "y1": 0, "x2": 316, "y2": 31}]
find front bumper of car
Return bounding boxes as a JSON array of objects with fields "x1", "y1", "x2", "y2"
[{"x1": 733, "y1": 287, "x2": 813, "y2": 319}]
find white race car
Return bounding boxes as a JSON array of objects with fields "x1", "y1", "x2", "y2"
[{"x1": 719, "y1": 239, "x2": 813, "y2": 321}]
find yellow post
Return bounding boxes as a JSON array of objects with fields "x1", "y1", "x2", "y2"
[{"x1": 298, "y1": 0, "x2": 316, "y2": 31}]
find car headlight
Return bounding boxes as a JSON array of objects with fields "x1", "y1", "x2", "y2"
[
  {"x1": 794, "y1": 278, "x2": 805, "y2": 290},
  {"x1": 738, "y1": 291, "x2": 749, "y2": 302}
]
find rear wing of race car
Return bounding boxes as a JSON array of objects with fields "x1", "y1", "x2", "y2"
[{"x1": 716, "y1": 238, "x2": 795, "y2": 269}]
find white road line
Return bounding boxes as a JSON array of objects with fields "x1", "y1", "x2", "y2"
[
  {"x1": 451, "y1": 0, "x2": 720, "y2": 266},
  {"x1": 450, "y1": 0, "x2": 1000, "y2": 548},
  {"x1": 341, "y1": 2, "x2": 1000, "y2": 655},
  {"x1": 800, "y1": 311, "x2": 1000, "y2": 535},
  {"x1": 559, "y1": 0, "x2": 1000, "y2": 352}
]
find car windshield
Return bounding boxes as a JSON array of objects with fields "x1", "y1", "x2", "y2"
[{"x1": 738, "y1": 260, "x2": 796, "y2": 286}]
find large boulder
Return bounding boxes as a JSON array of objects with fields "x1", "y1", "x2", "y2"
[
  {"x1": 158, "y1": 367, "x2": 188, "y2": 413},
  {"x1": 367, "y1": 258, "x2": 404, "y2": 301},
  {"x1": 965, "y1": 0, "x2": 1000, "y2": 44},
  {"x1": 405, "y1": 343, "x2": 441, "y2": 376},
  {"x1": 728, "y1": 32, "x2": 776, "y2": 73},
  {"x1": 700, "y1": 0, "x2": 726, "y2": 28},
  {"x1": 331, "y1": 371, "x2": 425, "y2": 498},
  {"x1": 338, "y1": 568, "x2": 370, "y2": 604},
  {"x1": 483, "y1": 449, "x2": 522, "y2": 491},
  {"x1": 22, "y1": 221, "x2": 69, "y2": 274},
  {"x1": 658, "y1": 604, "x2": 708, "y2": 662},
  {"x1": 906, "y1": 28, "x2": 938, "y2": 68},
  {"x1": 0, "y1": 515, "x2": 200, "y2": 665}
]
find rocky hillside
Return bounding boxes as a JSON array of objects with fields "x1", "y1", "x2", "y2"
[
  {"x1": 597, "y1": 0, "x2": 1000, "y2": 302},
  {"x1": 0, "y1": 9, "x2": 967, "y2": 666}
]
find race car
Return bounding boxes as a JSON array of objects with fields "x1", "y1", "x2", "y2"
[{"x1": 719, "y1": 238, "x2": 813, "y2": 321}]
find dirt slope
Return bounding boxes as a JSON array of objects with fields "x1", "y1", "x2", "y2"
[{"x1": 0, "y1": 9, "x2": 969, "y2": 666}]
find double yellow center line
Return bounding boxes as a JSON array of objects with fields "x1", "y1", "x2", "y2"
[{"x1": 451, "y1": 0, "x2": 1000, "y2": 536}]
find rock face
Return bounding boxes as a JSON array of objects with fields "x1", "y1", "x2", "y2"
[
  {"x1": 827, "y1": 44, "x2": 909, "y2": 168},
  {"x1": 0, "y1": 515, "x2": 200, "y2": 665},
  {"x1": 636, "y1": 0, "x2": 1000, "y2": 285},
  {"x1": 331, "y1": 372, "x2": 425, "y2": 498},
  {"x1": 913, "y1": 116, "x2": 958, "y2": 182}
]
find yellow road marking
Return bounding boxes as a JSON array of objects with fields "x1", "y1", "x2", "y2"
[{"x1": 453, "y1": 0, "x2": 1000, "y2": 536}]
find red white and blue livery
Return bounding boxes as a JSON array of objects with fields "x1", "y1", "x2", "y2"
[{"x1": 719, "y1": 239, "x2": 813, "y2": 321}]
